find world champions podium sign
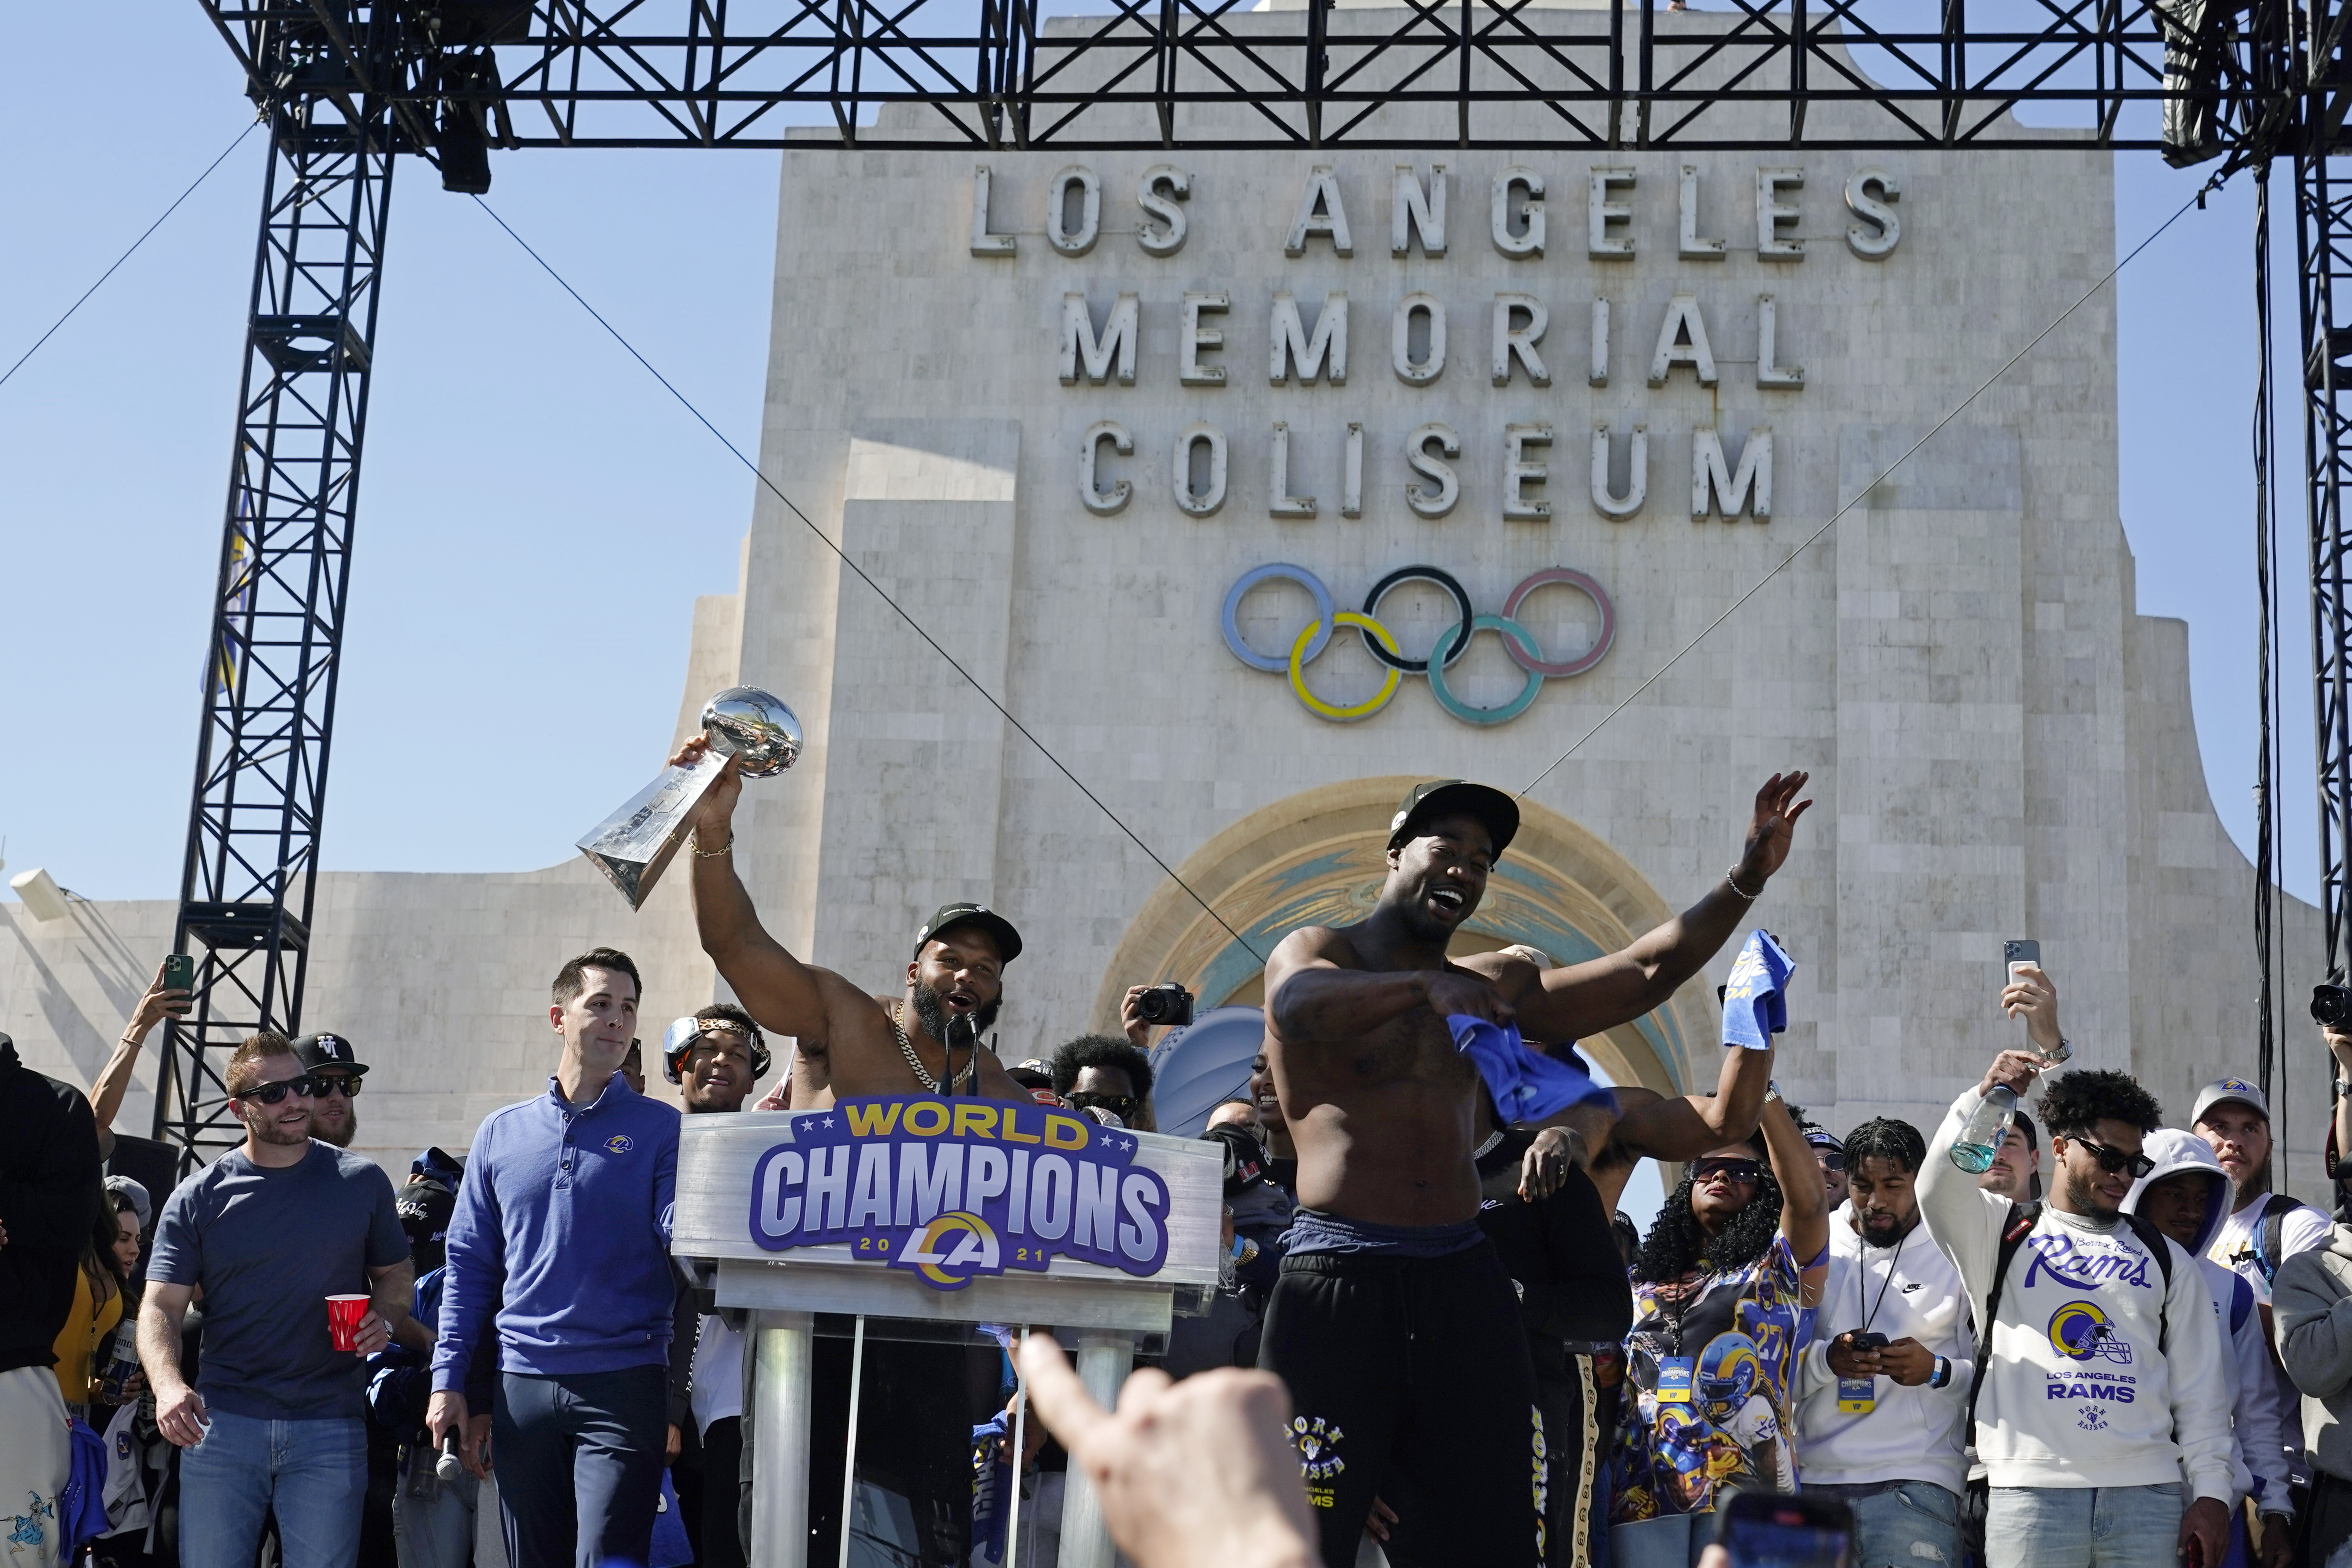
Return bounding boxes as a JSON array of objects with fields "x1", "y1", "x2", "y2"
[{"x1": 672, "y1": 1097, "x2": 1224, "y2": 1568}]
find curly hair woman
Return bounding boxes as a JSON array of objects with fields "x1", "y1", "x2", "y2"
[{"x1": 1608, "y1": 1088, "x2": 1829, "y2": 1568}]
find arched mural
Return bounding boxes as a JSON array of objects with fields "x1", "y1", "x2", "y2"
[{"x1": 1093, "y1": 776, "x2": 1717, "y2": 1097}]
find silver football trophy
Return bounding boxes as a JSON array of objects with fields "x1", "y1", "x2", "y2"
[{"x1": 577, "y1": 686, "x2": 802, "y2": 909}]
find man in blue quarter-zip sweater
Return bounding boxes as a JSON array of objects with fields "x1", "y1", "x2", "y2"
[{"x1": 425, "y1": 947, "x2": 681, "y2": 1568}]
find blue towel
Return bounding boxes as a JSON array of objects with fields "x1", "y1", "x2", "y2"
[
  {"x1": 58, "y1": 1417, "x2": 109, "y2": 1561},
  {"x1": 1446, "y1": 1016, "x2": 1615, "y2": 1125},
  {"x1": 969, "y1": 1410, "x2": 1015, "y2": 1565},
  {"x1": 1721, "y1": 930, "x2": 1796, "y2": 1050},
  {"x1": 648, "y1": 1471, "x2": 693, "y2": 1568}
]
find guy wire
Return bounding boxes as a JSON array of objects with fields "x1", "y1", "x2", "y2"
[
  {"x1": 469, "y1": 195, "x2": 1268, "y2": 963},
  {"x1": 1518, "y1": 164, "x2": 2236, "y2": 803},
  {"x1": 0, "y1": 119, "x2": 259, "y2": 395}
]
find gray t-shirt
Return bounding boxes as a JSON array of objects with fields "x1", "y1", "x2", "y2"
[{"x1": 149, "y1": 1140, "x2": 407, "y2": 1420}]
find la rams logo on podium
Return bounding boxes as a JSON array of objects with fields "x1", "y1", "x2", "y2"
[{"x1": 894, "y1": 1210, "x2": 1003, "y2": 1290}]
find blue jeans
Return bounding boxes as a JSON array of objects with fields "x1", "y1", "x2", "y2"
[
  {"x1": 1983, "y1": 1482, "x2": 2185, "y2": 1568},
  {"x1": 1806, "y1": 1481, "x2": 1962, "y2": 1568},
  {"x1": 178, "y1": 1410, "x2": 366, "y2": 1568}
]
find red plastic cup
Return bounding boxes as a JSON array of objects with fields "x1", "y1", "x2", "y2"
[{"x1": 326, "y1": 1294, "x2": 372, "y2": 1352}]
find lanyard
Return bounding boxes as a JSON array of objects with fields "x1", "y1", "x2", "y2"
[{"x1": 1857, "y1": 1222, "x2": 1909, "y2": 1337}]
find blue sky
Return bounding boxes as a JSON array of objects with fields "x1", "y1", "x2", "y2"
[{"x1": 0, "y1": 9, "x2": 2311, "y2": 939}]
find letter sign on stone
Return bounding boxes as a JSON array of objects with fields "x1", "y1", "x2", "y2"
[
  {"x1": 1080, "y1": 421, "x2": 1134, "y2": 515},
  {"x1": 1757, "y1": 295, "x2": 1803, "y2": 388},
  {"x1": 1272, "y1": 292, "x2": 1349, "y2": 385},
  {"x1": 1392, "y1": 292, "x2": 1447, "y2": 385},
  {"x1": 1174, "y1": 423, "x2": 1229, "y2": 516},
  {"x1": 1846, "y1": 168, "x2": 1902, "y2": 259},
  {"x1": 1269, "y1": 423, "x2": 1317, "y2": 518},
  {"x1": 1181, "y1": 292, "x2": 1231, "y2": 386},
  {"x1": 971, "y1": 165, "x2": 1016, "y2": 256},
  {"x1": 1286, "y1": 167, "x2": 1355, "y2": 257},
  {"x1": 1492, "y1": 168, "x2": 1546, "y2": 257},
  {"x1": 1046, "y1": 166, "x2": 1102, "y2": 256},
  {"x1": 1492, "y1": 294, "x2": 1550, "y2": 387},
  {"x1": 1589, "y1": 168, "x2": 1636, "y2": 258},
  {"x1": 1137, "y1": 165, "x2": 1191, "y2": 256},
  {"x1": 1404, "y1": 423, "x2": 1461, "y2": 518},
  {"x1": 1693, "y1": 426, "x2": 1772, "y2": 519},
  {"x1": 1757, "y1": 168, "x2": 1805, "y2": 261},
  {"x1": 1649, "y1": 294, "x2": 1719, "y2": 387},
  {"x1": 1678, "y1": 166, "x2": 1725, "y2": 260},
  {"x1": 1590, "y1": 423, "x2": 1648, "y2": 519},
  {"x1": 1503, "y1": 424, "x2": 1553, "y2": 521},
  {"x1": 1061, "y1": 293, "x2": 1139, "y2": 386},
  {"x1": 1393, "y1": 164, "x2": 1447, "y2": 256}
]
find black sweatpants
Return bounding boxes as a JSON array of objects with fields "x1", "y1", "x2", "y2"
[
  {"x1": 492, "y1": 1366, "x2": 668, "y2": 1568},
  {"x1": 1258, "y1": 1242, "x2": 1545, "y2": 1568}
]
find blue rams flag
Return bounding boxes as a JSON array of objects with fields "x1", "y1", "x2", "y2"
[
  {"x1": 1447, "y1": 1016, "x2": 1617, "y2": 1124},
  {"x1": 1721, "y1": 930, "x2": 1796, "y2": 1050}
]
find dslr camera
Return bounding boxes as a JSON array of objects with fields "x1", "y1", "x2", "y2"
[
  {"x1": 2317, "y1": 982, "x2": 2352, "y2": 1030},
  {"x1": 1132, "y1": 980, "x2": 1195, "y2": 1028}
]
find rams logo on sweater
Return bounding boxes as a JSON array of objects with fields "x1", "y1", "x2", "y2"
[{"x1": 2047, "y1": 1300, "x2": 2134, "y2": 1365}]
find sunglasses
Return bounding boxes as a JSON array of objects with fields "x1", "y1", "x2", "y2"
[
  {"x1": 235, "y1": 1074, "x2": 328, "y2": 1105},
  {"x1": 310, "y1": 1073, "x2": 362, "y2": 1098},
  {"x1": 1814, "y1": 1148, "x2": 1846, "y2": 1172},
  {"x1": 1067, "y1": 1092, "x2": 1141, "y2": 1122},
  {"x1": 2066, "y1": 1136, "x2": 2155, "y2": 1180},
  {"x1": 1692, "y1": 1157, "x2": 1763, "y2": 1185}
]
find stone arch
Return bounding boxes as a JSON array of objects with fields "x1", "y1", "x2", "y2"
[{"x1": 1092, "y1": 775, "x2": 1713, "y2": 1096}]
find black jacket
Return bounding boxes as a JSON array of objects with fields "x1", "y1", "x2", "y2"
[{"x1": 0, "y1": 1034, "x2": 103, "y2": 1374}]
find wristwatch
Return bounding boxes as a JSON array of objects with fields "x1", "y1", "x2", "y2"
[{"x1": 1930, "y1": 1356, "x2": 1953, "y2": 1389}]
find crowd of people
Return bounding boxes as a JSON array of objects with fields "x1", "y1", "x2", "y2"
[{"x1": 15, "y1": 763, "x2": 2352, "y2": 1568}]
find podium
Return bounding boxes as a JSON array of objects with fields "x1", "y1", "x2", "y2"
[{"x1": 671, "y1": 1098, "x2": 1224, "y2": 1568}]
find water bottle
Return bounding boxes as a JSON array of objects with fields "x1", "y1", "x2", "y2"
[{"x1": 1948, "y1": 1084, "x2": 2017, "y2": 1173}]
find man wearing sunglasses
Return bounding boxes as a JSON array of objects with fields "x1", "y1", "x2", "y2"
[
  {"x1": 1050, "y1": 1034, "x2": 1157, "y2": 1131},
  {"x1": 293, "y1": 1033, "x2": 367, "y2": 1150},
  {"x1": 1918, "y1": 982, "x2": 2235, "y2": 1568},
  {"x1": 138, "y1": 1032, "x2": 412, "y2": 1568}
]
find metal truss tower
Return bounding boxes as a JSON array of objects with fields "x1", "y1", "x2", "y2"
[{"x1": 155, "y1": 15, "x2": 398, "y2": 1164}]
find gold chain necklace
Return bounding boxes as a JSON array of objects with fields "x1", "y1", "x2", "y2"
[{"x1": 892, "y1": 1004, "x2": 972, "y2": 1095}]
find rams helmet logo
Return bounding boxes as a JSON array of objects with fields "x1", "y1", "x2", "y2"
[{"x1": 2048, "y1": 1300, "x2": 2133, "y2": 1364}]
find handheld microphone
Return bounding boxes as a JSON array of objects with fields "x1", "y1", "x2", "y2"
[{"x1": 435, "y1": 1430, "x2": 465, "y2": 1482}]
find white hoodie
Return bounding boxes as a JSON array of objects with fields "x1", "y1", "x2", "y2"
[
  {"x1": 1918, "y1": 1087, "x2": 2236, "y2": 1501},
  {"x1": 2121, "y1": 1128, "x2": 2296, "y2": 1516},
  {"x1": 1793, "y1": 1200, "x2": 1974, "y2": 1494}
]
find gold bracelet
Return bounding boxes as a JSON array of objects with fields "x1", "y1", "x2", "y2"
[{"x1": 692, "y1": 832, "x2": 734, "y2": 859}]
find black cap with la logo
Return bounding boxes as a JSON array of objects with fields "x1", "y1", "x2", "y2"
[{"x1": 913, "y1": 903, "x2": 1024, "y2": 965}]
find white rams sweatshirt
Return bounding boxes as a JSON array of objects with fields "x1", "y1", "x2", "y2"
[
  {"x1": 1918, "y1": 1088, "x2": 2236, "y2": 1501},
  {"x1": 1794, "y1": 1205, "x2": 1975, "y2": 1495}
]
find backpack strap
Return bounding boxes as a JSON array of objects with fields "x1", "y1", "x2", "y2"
[
  {"x1": 2121, "y1": 1213, "x2": 2174, "y2": 1356},
  {"x1": 1966, "y1": 1201, "x2": 2039, "y2": 1442},
  {"x1": 2257, "y1": 1193, "x2": 2310, "y2": 1287}
]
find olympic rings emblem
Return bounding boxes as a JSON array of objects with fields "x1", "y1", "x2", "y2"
[{"x1": 1222, "y1": 564, "x2": 1615, "y2": 726}]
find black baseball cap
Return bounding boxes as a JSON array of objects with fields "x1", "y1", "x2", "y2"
[
  {"x1": 295, "y1": 1032, "x2": 368, "y2": 1076},
  {"x1": 1386, "y1": 780, "x2": 1519, "y2": 861},
  {"x1": 914, "y1": 902, "x2": 1023, "y2": 965},
  {"x1": 1008, "y1": 1058, "x2": 1055, "y2": 1091}
]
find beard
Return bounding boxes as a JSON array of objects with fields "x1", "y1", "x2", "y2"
[
  {"x1": 1857, "y1": 1209, "x2": 1914, "y2": 1246},
  {"x1": 312, "y1": 1104, "x2": 357, "y2": 1149},
  {"x1": 912, "y1": 982, "x2": 1002, "y2": 1048},
  {"x1": 242, "y1": 1102, "x2": 311, "y2": 1147}
]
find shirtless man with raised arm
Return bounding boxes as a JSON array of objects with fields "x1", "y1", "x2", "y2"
[
  {"x1": 671, "y1": 734, "x2": 1030, "y2": 1106},
  {"x1": 1258, "y1": 773, "x2": 1809, "y2": 1568}
]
